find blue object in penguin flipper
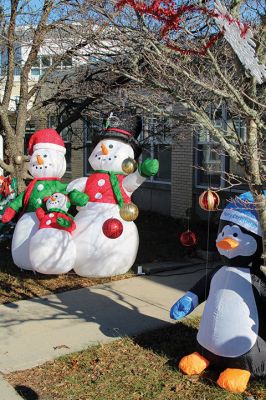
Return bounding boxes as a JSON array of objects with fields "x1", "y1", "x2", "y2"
[{"x1": 170, "y1": 295, "x2": 194, "y2": 320}]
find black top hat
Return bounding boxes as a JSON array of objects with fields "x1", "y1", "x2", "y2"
[{"x1": 93, "y1": 111, "x2": 142, "y2": 159}]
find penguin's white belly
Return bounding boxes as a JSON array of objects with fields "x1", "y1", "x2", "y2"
[
  {"x1": 197, "y1": 266, "x2": 258, "y2": 358},
  {"x1": 12, "y1": 212, "x2": 39, "y2": 270},
  {"x1": 73, "y1": 203, "x2": 139, "y2": 277},
  {"x1": 29, "y1": 228, "x2": 76, "y2": 275}
]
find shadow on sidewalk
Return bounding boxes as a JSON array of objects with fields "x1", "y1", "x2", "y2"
[{"x1": 1, "y1": 286, "x2": 170, "y2": 339}]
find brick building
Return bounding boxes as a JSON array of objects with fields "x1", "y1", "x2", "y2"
[{"x1": 38, "y1": 105, "x2": 249, "y2": 223}]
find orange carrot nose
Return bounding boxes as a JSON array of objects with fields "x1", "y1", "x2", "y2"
[
  {"x1": 51, "y1": 196, "x2": 56, "y2": 201},
  {"x1": 101, "y1": 143, "x2": 109, "y2": 155},
  {"x1": 216, "y1": 237, "x2": 239, "y2": 250},
  {"x1": 37, "y1": 155, "x2": 44, "y2": 165}
]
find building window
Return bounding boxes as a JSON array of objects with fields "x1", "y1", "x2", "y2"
[
  {"x1": 48, "y1": 115, "x2": 72, "y2": 172},
  {"x1": 31, "y1": 55, "x2": 72, "y2": 76},
  {"x1": 195, "y1": 105, "x2": 246, "y2": 188},
  {"x1": 84, "y1": 116, "x2": 103, "y2": 175},
  {"x1": 62, "y1": 56, "x2": 72, "y2": 68},
  {"x1": 24, "y1": 122, "x2": 36, "y2": 154},
  {"x1": 0, "y1": 45, "x2": 22, "y2": 76},
  {"x1": 31, "y1": 57, "x2": 41, "y2": 76},
  {"x1": 141, "y1": 116, "x2": 172, "y2": 183}
]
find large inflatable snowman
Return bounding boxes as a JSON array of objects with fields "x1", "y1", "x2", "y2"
[
  {"x1": 2, "y1": 128, "x2": 88, "y2": 270},
  {"x1": 67, "y1": 112, "x2": 159, "y2": 277},
  {"x1": 29, "y1": 193, "x2": 76, "y2": 274}
]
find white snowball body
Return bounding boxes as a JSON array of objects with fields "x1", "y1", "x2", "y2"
[
  {"x1": 73, "y1": 203, "x2": 139, "y2": 277},
  {"x1": 29, "y1": 228, "x2": 76, "y2": 274},
  {"x1": 12, "y1": 212, "x2": 39, "y2": 270}
]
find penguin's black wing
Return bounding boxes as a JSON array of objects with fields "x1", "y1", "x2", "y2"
[
  {"x1": 189, "y1": 265, "x2": 222, "y2": 304},
  {"x1": 251, "y1": 269, "x2": 266, "y2": 308}
]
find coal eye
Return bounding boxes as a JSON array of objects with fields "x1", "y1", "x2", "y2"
[
  {"x1": 109, "y1": 144, "x2": 113, "y2": 149},
  {"x1": 233, "y1": 233, "x2": 238, "y2": 237},
  {"x1": 43, "y1": 154, "x2": 47, "y2": 158}
]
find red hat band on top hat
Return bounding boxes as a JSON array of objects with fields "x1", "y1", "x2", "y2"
[
  {"x1": 28, "y1": 128, "x2": 66, "y2": 156},
  {"x1": 105, "y1": 128, "x2": 133, "y2": 137}
]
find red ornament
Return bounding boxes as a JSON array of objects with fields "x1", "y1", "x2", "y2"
[
  {"x1": 102, "y1": 218, "x2": 123, "y2": 239},
  {"x1": 180, "y1": 230, "x2": 197, "y2": 247},
  {"x1": 199, "y1": 189, "x2": 220, "y2": 211}
]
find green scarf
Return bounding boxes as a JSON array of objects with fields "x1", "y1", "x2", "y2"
[
  {"x1": 47, "y1": 208, "x2": 74, "y2": 220},
  {"x1": 94, "y1": 170, "x2": 126, "y2": 208}
]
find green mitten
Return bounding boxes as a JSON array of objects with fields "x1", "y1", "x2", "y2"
[
  {"x1": 69, "y1": 189, "x2": 89, "y2": 207},
  {"x1": 57, "y1": 217, "x2": 71, "y2": 228},
  {"x1": 139, "y1": 159, "x2": 159, "y2": 178}
]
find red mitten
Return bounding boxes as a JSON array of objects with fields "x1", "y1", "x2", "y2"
[
  {"x1": 36, "y1": 208, "x2": 45, "y2": 221},
  {"x1": 2, "y1": 207, "x2": 16, "y2": 223}
]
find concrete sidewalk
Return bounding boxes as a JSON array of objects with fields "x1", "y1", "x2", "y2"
[
  {"x1": 0, "y1": 263, "x2": 212, "y2": 373},
  {"x1": 0, "y1": 262, "x2": 213, "y2": 398}
]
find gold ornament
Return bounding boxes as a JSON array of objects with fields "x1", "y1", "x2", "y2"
[
  {"x1": 119, "y1": 202, "x2": 139, "y2": 221},
  {"x1": 122, "y1": 157, "x2": 137, "y2": 174},
  {"x1": 14, "y1": 155, "x2": 23, "y2": 165},
  {"x1": 199, "y1": 189, "x2": 220, "y2": 211}
]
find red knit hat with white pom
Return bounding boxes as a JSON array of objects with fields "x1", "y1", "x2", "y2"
[{"x1": 28, "y1": 128, "x2": 66, "y2": 156}]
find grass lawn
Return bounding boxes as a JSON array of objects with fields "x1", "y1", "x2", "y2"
[
  {"x1": 0, "y1": 211, "x2": 188, "y2": 304},
  {"x1": 5, "y1": 318, "x2": 266, "y2": 400}
]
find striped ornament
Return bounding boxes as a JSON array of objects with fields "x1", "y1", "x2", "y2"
[{"x1": 199, "y1": 190, "x2": 220, "y2": 211}]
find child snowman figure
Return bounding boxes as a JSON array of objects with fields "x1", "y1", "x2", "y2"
[
  {"x1": 29, "y1": 193, "x2": 77, "y2": 274},
  {"x1": 67, "y1": 111, "x2": 159, "y2": 277},
  {"x1": 2, "y1": 128, "x2": 88, "y2": 270}
]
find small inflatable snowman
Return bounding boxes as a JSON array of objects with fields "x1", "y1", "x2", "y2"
[
  {"x1": 2, "y1": 128, "x2": 88, "y2": 270},
  {"x1": 67, "y1": 112, "x2": 159, "y2": 277},
  {"x1": 29, "y1": 193, "x2": 76, "y2": 274}
]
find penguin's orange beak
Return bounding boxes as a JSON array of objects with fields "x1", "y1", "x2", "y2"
[
  {"x1": 216, "y1": 237, "x2": 239, "y2": 250},
  {"x1": 37, "y1": 155, "x2": 44, "y2": 165},
  {"x1": 101, "y1": 143, "x2": 109, "y2": 155}
]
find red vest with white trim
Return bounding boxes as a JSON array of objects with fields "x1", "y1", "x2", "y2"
[
  {"x1": 36, "y1": 208, "x2": 76, "y2": 233},
  {"x1": 84, "y1": 173, "x2": 131, "y2": 204}
]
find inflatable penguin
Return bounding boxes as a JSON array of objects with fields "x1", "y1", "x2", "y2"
[
  {"x1": 67, "y1": 111, "x2": 159, "y2": 277},
  {"x1": 1, "y1": 129, "x2": 88, "y2": 270},
  {"x1": 170, "y1": 191, "x2": 266, "y2": 393},
  {"x1": 29, "y1": 193, "x2": 77, "y2": 274}
]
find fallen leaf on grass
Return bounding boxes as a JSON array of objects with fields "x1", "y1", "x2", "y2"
[
  {"x1": 53, "y1": 345, "x2": 70, "y2": 350},
  {"x1": 70, "y1": 359, "x2": 79, "y2": 369}
]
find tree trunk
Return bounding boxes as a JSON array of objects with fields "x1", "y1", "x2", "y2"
[
  {"x1": 246, "y1": 118, "x2": 266, "y2": 275},
  {"x1": 253, "y1": 192, "x2": 266, "y2": 274},
  {"x1": 13, "y1": 161, "x2": 27, "y2": 193},
  {"x1": 5, "y1": 130, "x2": 27, "y2": 193}
]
